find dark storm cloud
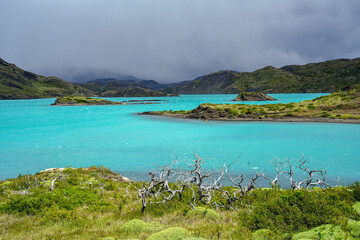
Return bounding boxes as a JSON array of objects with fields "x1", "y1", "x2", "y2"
[{"x1": 1, "y1": 0, "x2": 360, "y2": 82}]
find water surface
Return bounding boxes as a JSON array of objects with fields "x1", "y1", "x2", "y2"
[{"x1": 1, "y1": 93, "x2": 359, "y2": 185}]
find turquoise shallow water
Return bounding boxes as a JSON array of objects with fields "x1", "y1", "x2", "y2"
[{"x1": 0, "y1": 93, "x2": 359, "y2": 185}]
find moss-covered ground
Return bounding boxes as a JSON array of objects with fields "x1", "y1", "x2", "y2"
[{"x1": 0, "y1": 167, "x2": 360, "y2": 239}]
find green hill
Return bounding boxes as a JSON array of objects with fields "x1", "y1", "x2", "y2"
[
  {"x1": 168, "y1": 58, "x2": 360, "y2": 94},
  {"x1": 0, "y1": 58, "x2": 93, "y2": 99}
]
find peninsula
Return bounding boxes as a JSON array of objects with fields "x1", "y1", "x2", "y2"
[{"x1": 141, "y1": 84, "x2": 360, "y2": 123}]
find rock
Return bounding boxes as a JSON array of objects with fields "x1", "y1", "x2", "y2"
[{"x1": 233, "y1": 92, "x2": 276, "y2": 101}]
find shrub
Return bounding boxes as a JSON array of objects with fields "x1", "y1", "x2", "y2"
[
  {"x1": 239, "y1": 188, "x2": 359, "y2": 233},
  {"x1": 292, "y1": 224, "x2": 347, "y2": 240},
  {"x1": 147, "y1": 227, "x2": 190, "y2": 240},
  {"x1": 119, "y1": 219, "x2": 163, "y2": 235},
  {"x1": 348, "y1": 220, "x2": 360, "y2": 238},
  {"x1": 320, "y1": 112, "x2": 332, "y2": 118},
  {"x1": 186, "y1": 207, "x2": 220, "y2": 219},
  {"x1": 307, "y1": 105, "x2": 316, "y2": 110},
  {"x1": 353, "y1": 202, "x2": 360, "y2": 213},
  {"x1": 252, "y1": 229, "x2": 278, "y2": 240},
  {"x1": 349, "y1": 182, "x2": 360, "y2": 201},
  {"x1": 227, "y1": 108, "x2": 239, "y2": 116},
  {"x1": 0, "y1": 187, "x2": 112, "y2": 215}
]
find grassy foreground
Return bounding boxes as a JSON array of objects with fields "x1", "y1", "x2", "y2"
[
  {"x1": 144, "y1": 84, "x2": 360, "y2": 123},
  {"x1": 0, "y1": 167, "x2": 360, "y2": 239}
]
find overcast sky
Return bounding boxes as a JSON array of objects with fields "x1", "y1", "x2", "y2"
[{"x1": 1, "y1": 0, "x2": 360, "y2": 83}]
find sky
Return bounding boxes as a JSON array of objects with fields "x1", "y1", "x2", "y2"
[{"x1": 1, "y1": 0, "x2": 360, "y2": 83}]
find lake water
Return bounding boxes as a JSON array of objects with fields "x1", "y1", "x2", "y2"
[{"x1": 1, "y1": 94, "x2": 359, "y2": 186}]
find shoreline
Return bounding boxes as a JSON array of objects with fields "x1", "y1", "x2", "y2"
[{"x1": 140, "y1": 112, "x2": 360, "y2": 124}]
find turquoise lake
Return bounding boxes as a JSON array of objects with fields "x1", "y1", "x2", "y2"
[{"x1": 1, "y1": 93, "x2": 359, "y2": 185}]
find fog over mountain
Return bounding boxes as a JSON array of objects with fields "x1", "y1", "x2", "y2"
[{"x1": 1, "y1": 0, "x2": 360, "y2": 83}]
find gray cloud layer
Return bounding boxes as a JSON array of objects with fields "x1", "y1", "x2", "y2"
[{"x1": 1, "y1": 0, "x2": 360, "y2": 82}]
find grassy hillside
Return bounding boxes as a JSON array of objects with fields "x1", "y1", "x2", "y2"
[
  {"x1": 0, "y1": 58, "x2": 93, "y2": 99},
  {"x1": 168, "y1": 58, "x2": 360, "y2": 94},
  {"x1": 79, "y1": 80, "x2": 167, "y2": 97},
  {"x1": 0, "y1": 166, "x2": 359, "y2": 239},
  {"x1": 145, "y1": 84, "x2": 360, "y2": 123}
]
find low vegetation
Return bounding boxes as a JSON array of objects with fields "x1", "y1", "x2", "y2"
[
  {"x1": 146, "y1": 84, "x2": 360, "y2": 122},
  {"x1": 0, "y1": 157, "x2": 360, "y2": 239}
]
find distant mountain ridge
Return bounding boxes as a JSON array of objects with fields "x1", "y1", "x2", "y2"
[
  {"x1": 166, "y1": 58, "x2": 360, "y2": 94},
  {"x1": 57, "y1": 67, "x2": 142, "y2": 84},
  {"x1": 2, "y1": 57, "x2": 360, "y2": 99},
  {"x1": 78, "y1": 78, "x2": 166, "y2": 97},
  {"x1": 77, "y1": 78, "x2": 193, "y2": 92},
  {"x1": 0, "y1": 58, "x2": 187, "y2": 99}
]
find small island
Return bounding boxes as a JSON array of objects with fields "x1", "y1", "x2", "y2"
[
  {"x1": 51, "y1": 96, "x2": 124, "y2": 106},
  {"x1": 140, "y1": 84, "x2": 360, "y2": 123},
  {"x1": 233, "y1": 92, "x2": 276, "y2": 101}
]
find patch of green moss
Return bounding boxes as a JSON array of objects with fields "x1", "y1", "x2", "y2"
[
  {"x1": 292, "y1": 224, "x2": 347, "y2": 240},
  {"x1": 353, "y1": 202, "x2": 360, "y2": 212},
  {"x1": 252, "y1": 229, "x2": 278, "y2": 240},
  {"x1": 347, "y1": 220, "x2": 360, "y2": 238},
  {"x1": 186, "y1": 207, "x2": 220, "y2": 219},
  {"x1": 119, "y1": 219, "x2": 163, "y2": 235},
  {"x1": 184, "y1": 238, "x2": 207, "y2": 240},
  {"x1": 147, "y1": 227, "x2": 190, "y2": 240},
  {"x1": 0, "y1": 181, "x2": 11, "y2": 186}
]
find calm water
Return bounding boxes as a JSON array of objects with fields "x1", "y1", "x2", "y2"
[{"x1": 1, "y1": 93, "x2": 359, "y2": 185}]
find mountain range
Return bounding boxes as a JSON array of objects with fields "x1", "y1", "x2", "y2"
[
  {"x1": 168, "y1": 58, "x2": 360, "y2": 94},
  {"x1": 1, "y1": 57, "x2": 360, "y2": 99}
]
